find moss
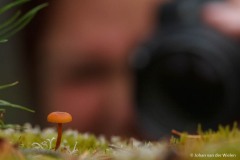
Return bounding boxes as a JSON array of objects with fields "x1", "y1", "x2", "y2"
[
  {"x1": 0, "y1": 123, "x2": 239, "y2": 159},
  {"x1": 171, "y1": 123, "x2": 240, "y2": 160}
]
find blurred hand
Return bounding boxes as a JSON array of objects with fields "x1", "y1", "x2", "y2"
[{"x1": 203, "y1": 0, "x2": 240, "y2": 37}]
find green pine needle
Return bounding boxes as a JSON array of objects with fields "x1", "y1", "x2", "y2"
[
  {"x1": 0, "y1": 99, "x2": 35, "y2": 112},
  {"x1": 0, "y1": 0, "x2": 29, "y2": 15},
  {"x1": 0, "y1": 81, "x2": 19, "y2": 90},
  {"x1": 0, "y1": 1, "x2": 48, "y2": 43}
]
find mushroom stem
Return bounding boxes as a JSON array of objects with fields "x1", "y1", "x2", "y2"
[
  {"x1": 47, "y1": 111, "x2": 72, "y2": 150},
  {"x1": 55, "y1": 123, "x2": 62, "y2": 150}
]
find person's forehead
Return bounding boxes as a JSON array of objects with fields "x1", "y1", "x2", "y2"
[
  {"x1": 45, "y1": 0, "x2": 158, "y2": 31},
  {"x1": 39, "y1": 0, "x2": 159, "y2": 61}
]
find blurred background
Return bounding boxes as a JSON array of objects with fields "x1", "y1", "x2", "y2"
[
  {"x1": 0, "y1": 0, "x2": 35, "y2": 124},
  {"x1": 1, "y1": 0, "x2": 240, "y2": 139}
]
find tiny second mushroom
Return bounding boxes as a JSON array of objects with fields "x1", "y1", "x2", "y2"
[{"x1": 47, "y1": 111, "x2": 72, "y2": 150}]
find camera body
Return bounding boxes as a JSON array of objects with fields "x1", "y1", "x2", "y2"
[{"x1": 133, "y1": 0, "x2": 240, "y2": 138}]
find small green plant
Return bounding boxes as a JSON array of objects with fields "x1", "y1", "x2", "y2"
[
  {"x1": 0, "y1": 0, "x2": 47, "y2": 127},
  {"x1": 0, "y1": 0, "x2": 48, "y2": 43}
]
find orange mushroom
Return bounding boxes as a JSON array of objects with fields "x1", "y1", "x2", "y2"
[{"x1": 47, "y1": 111, "x2": 72, "y2": 150}]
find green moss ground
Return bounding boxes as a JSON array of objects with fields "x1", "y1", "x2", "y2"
[{"x1": 0, "y1": 123, "x2": 239, "y2": 160}]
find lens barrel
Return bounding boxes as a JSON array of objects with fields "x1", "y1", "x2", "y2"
[{"x1": 134, "y1": 26, "x2": 240, "y2": 138}]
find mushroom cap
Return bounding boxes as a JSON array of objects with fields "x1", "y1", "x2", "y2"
[{"x1": 47, "y1": 112, "x2": 72, "y2": 123}]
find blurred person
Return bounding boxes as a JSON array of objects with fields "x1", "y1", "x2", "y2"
[
  {"x1": 25, "y1": 0, "x2": 162, "y2": 138},
  {"x1": 24, "y1": 0, "x2": 240, "y2": 139}
]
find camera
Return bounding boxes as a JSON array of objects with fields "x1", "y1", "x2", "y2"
[{"x1": 133, "y1": 0, "x2": 240, "y2": 138}]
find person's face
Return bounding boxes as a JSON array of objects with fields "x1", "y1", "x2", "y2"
[{"x1": 37, "y1": 0, "x2": 160, "y2": 136}]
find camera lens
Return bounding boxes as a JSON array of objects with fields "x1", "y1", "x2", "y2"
[
  {"x1": 155, "y1": 52, "x2": 224, "y2": 120},
  {"x1": 134, "y1": 27, "x2": 240, "y2": 138}
]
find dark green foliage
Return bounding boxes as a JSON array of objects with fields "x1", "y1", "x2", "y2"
[{"x1": 0, "y1": 0, "x2": 48, "y2": 43}]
